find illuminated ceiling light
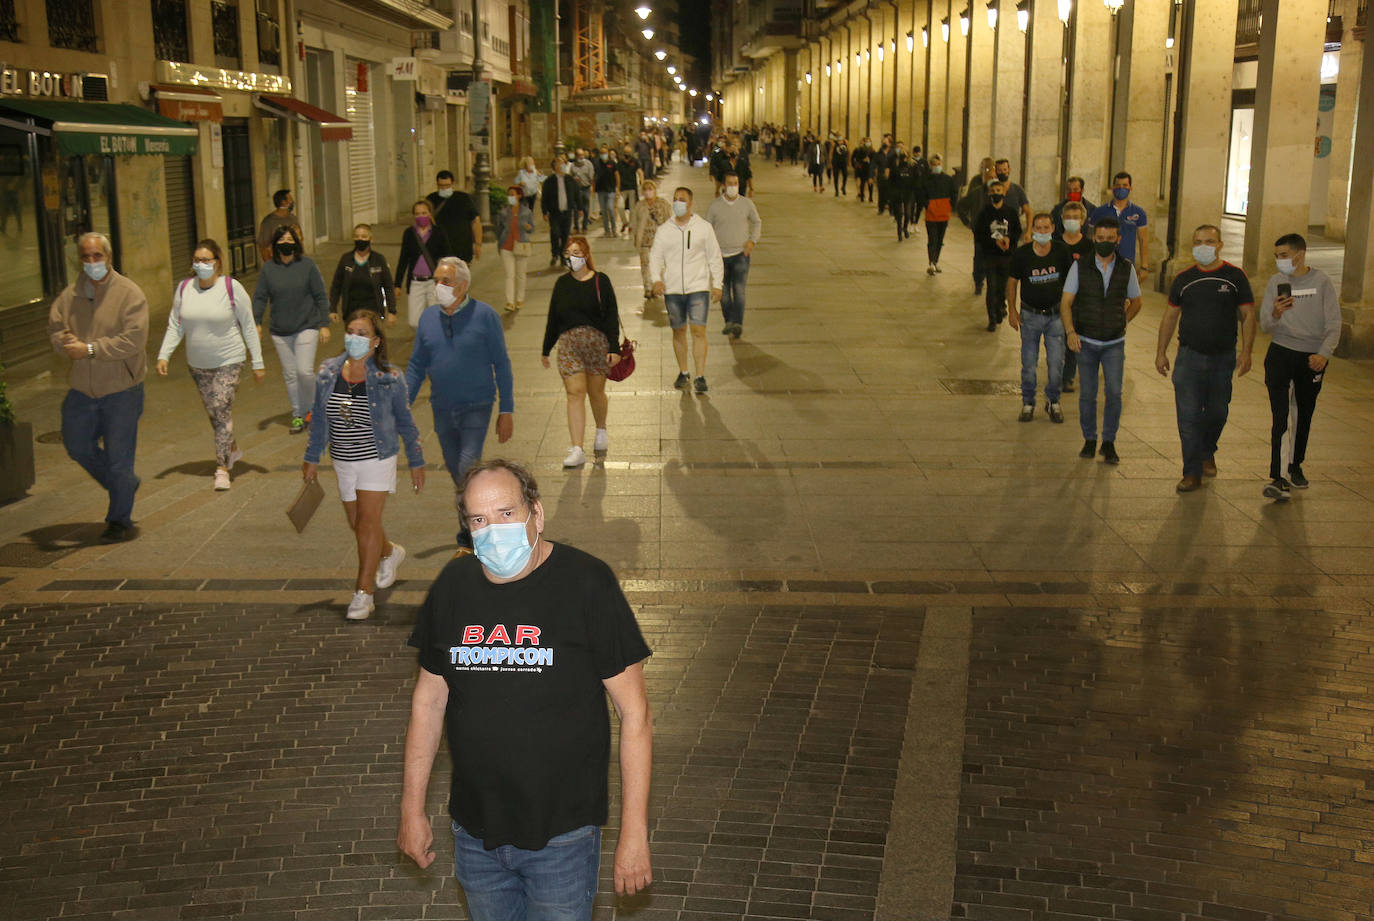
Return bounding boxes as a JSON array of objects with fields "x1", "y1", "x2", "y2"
[
  {"x1": 825, "y1": 63, "x2": 831, "y2": 76},
  {"x1": 877, "y1": 45, "x2": 884, "y2": 62},
  {"x1": 804, "y1": 71, "x2": 812, "y2": 84},
  {"x1": 959, "y1": 9, "x2": 970, "y2": 36},
  {"x1": 635, "y1": 4, "x2": 651, "y2": 20},
  {"x1": 1017, "y1": 1, "x2": 1029, "y2": 30},
  {"x1": 836, "y1": 58, "x2": 842, "y2": 73},
  {"x1": 666, "y1": 65, "x2": 676, "y2": 74},
  {"x1": 855, "y1": 52, "x2": 861, "y2": 66},
  {"x1": 654, "y1": 49, "x2": 667, "y2": 60},
  {"x1": 1103, "y1": 0, "x2": 1123, "y2": 13},
  {"x1": 678, "y1": 84, "x2": 686, "y2": 91},
  {"x1": 906, "y1": 30, "x2": 915, "y2": 52},
  {"x1": 690, "y1": 89, "x2": 698, "y2": 96},
  {"x1": 889, "y1": 38, "x2": 895, "y2": 52},
  {"x1": 641, "y1": 27, "x2": 654, "y2": 39},
  {"x1": 941, "y1": 17, "x2": 949, "y2": 42},
  {"x1": 706, "y1": 92, "x2": 714, "y2": 100},
  {"x1": 1057, "y1": 0, "x2": 1072, "y2": 22}
]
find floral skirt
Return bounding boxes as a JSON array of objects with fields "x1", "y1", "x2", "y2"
[{"x1": 556, "y1": 326, "x2": 610, "y2": 378}]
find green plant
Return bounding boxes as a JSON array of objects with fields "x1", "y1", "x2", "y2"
[
  {"x1": 0, "y1": 363, "x2": 14, "y2": 425},
  {"x1": 564, "y1": 134, "x2": 591, "y2": 154},
  {"x1": 488, "y1": 182, "x2": 509, "y2": 214}
]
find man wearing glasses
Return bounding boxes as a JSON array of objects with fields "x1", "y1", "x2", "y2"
[{"x1": 405, "y1": 258, "x2": 515, "y2": 491}]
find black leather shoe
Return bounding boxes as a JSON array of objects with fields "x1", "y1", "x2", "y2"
[
  {"x1": 1079, "y1": 439, "x2": 1097, "y2": 459},
  {"x1": 99, "y1": 523, "x2": 131, "y2": 543},
  {"x1": 1100, "y1": 441, "x2": 1120, "y2": 465}
]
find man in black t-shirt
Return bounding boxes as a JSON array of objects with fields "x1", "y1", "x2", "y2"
[
  {"x1": 1008, "y1": 214, "x2": 1073, "y2": 423},
  {"x1": 427, "y1": 170, "x2": 483, "y2": 264},
  {"x1": 973, "y1": 180, "x2": 1023, "y2": 331},
  {"x1": 399, "y1": 460, "x2": 653, "y2": 918},
  {"x1": 1155, "y1": 224, "x2": 1256, "y2": 493}
]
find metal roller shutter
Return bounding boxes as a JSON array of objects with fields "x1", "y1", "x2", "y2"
[
  {"x1": 345, "y1": 59, "x2": 377, "y2": 224},
  {"x1": 164, "y1": 157, "x2": 198, "y2": 281}
]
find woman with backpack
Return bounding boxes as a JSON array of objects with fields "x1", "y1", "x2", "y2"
[{"x1": 156, "y1": 239, "x2": 263, "y2": 490}]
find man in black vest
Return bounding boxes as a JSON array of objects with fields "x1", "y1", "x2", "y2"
[{"x1": 1060, "y1": 216, "x2": 1142, "y2": 464}]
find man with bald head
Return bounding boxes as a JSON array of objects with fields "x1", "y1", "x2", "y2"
[{"x1": 399, "y1": 458, "x2": 654, "y2": 920}]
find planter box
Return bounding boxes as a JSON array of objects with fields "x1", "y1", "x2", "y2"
[{"x1": 0, "y1": 422, "x2": 36, "y2": 502}]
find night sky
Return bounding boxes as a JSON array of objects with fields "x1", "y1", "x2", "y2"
[{"x1": 678, "y1": 0, "x2": 712, "y2": 89}]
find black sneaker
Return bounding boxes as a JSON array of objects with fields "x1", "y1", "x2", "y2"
[
  {"x1": 1062, "y1": 379, "x2": 1075, "y2": 393},
  {"x1": 1263, "y1": 477, "x2": 1292, "y2": 501},
  {"x1": 1046, "y1": 402, "x2": 1064, "y2": 424},
  {"x1": 694, "y1": 376, "x2": 709, "y2": 393},
  {"x1": 1288, "y1": 465, "x2": 1309, "y2": 488},
  {"x1": 673, "y1": 372, "x2": 690, "y2": 390},
  {"x1": 985, "y1": 322, "x2": 997, "y2": 332},
  {"x1": 1079, "y1": 439, "x2": 1097, "y2": 459},
  {"x1": 99, "y1": 522, "x2": 131, "y2": 543},
  {"x1": 1100, "y1": 441, "x2": 1120, "y2": 465},
  {"x1": 730, "y1": 325, "x2": 742, "y2": 340}
]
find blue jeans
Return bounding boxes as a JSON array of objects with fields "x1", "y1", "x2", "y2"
[
  {"x1": 1075, "y1": 339, "x2": 1125, "y2": 441},
  {"x1": 1173, "y1": 345, "x2": 1235, "y2": 477},
  {"x1": 597, "y1": 191, "x2": 616, "y2": 234},
  {"x1": 453, "y1": 823, "x2": 600, "y2": 921},
  {"x1": 664, "y1": 291, "x2": 709, "y2": 329},
  {"x1": 721, "y1": 252, "x2": 750, "y2": 326},
  {"x1": 434, "y1": 403, "x2": 494, "y2": 488},
  {"x1": 61, "y1": 383, "x2": 144, "y2": 527},
  {"x1": 1018, "y1": 310, "x2": 1064, "y2": 403}
]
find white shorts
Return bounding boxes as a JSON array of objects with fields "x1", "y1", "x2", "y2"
[{"x1": 333, "y1": 455, "x2": 396, "y2": 501}]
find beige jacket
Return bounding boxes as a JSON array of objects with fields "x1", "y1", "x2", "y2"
[
  {"x1": 630, "y1": 196, "x2": 672, "y2": 250},
  {"x1": 47, "y1": 269, "x2": 150, "y2": 398}
]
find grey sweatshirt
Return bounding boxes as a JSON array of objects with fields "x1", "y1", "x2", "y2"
[
  {"x1": 704, "y1": 194, "x2": 763, "y2": 257},
  {"x1": 1259, "y1": 267, "x2": 1341, "y2": 357},
  {"x1": 252, "y1": 257, "x2": 330, "y2": 336}
]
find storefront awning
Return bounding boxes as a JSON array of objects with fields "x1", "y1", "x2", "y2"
[
  {"x1": 0, "y1": 99, "x2": 199, "y2": 156},
  {"x1": 150, "y1": 84, "x2": 224, "y2": 123},
  {"x1": 254, "y1": 94, "x2": 353, "y2": 141}
]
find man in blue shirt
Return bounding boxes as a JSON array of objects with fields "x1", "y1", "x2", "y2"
[
  {"x1": 1060, "y1": 217, "x2": 1143, "y2": 465},
  {"x1": 1088, "y1": 171, "x2": 1152, "y2": 283},
  {"x1": 405, "y1": 257, "x2": 515, "y2": 490}
]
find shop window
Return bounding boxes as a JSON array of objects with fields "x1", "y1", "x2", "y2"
[
  {"x1": 1, "y1": 0, "x2": 19, "y2": 43},
  {"x1": 212, "y1": 0, "x2": 242, "y2": 70},
  {"x1": 47, "y1": 0, "x2": 98, "y2": 52},
  {"x1": 152, "y1": 0, "x2": 190, "y2": 62},
  {"x1": 0, "y1": 129, "x2": 43, "y2": 305},
  {"x1": 256, "y1": 0, "x2": 281, "y2": 72}
]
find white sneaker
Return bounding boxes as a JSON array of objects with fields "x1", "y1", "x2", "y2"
[
  {"x1": 375, "y1": 543, "x2": 406, "y2": 589},
  {"x1": 228, "y1": 444, "x2": 243, "y2": 470},
  {"x1": 213, "y1": 468, "x2": 231, "y2": 490},
  {"x1": 346, "y1": 590, "x2": 374, "y2": 621},
  {"x1": 563, "y1": 445, "x2": 587, "y2": 468},
  {"x1": 594, "y1": 429, "x2": 609, "y2": 451}
]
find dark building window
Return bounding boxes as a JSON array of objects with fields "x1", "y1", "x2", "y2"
[
  {"x1": 256, "y1": 0, "x2": 281, "y2": 71},
  {"x1": 47, "y1": 0, "x2": 98, "y2": 52},
  {"x1": 1, "y1": 0, "x2": 19, "y2": 43},
  {"x1": 212, "y1": 0, "x2": 242, "y2": 70},
  {"x1": 152, "y1": 0, "x2": 190, "y2": 62}
]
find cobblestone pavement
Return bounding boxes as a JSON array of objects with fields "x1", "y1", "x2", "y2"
[{"x1": 2, "y1": 159, "x2": 1373, "y2": 920}]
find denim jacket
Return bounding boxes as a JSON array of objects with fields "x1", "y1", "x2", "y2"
[{"x1": 305, "y1": 353, "x2": 425, "y2": 467}]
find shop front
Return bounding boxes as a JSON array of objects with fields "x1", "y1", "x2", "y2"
[{"x1": 0, "y1": 99, "x2": 197, "y2": 366}]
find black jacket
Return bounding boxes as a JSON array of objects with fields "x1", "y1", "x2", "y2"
[
  {"x1": 974, "y1": 204, "x2": 1023, "y2": 258},
  {"x1": 395, "y1": 224, "x2": 454, "y2": 291},
  {"x1": 541, "y1": 173, "x2": 576, "y2": 216},
  {"x1": 330, "y1": 251, "x2": 395, "y2": 316}
]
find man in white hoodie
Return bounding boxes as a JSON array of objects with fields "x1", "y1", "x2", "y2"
[
  {"x1": 650, "y1": 187, "x2": 724, "y2": 393},
  {"x1": 705, "y1": 172, "x2": 762, "y2": 340}
]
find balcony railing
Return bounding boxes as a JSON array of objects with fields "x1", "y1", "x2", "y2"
[
  {"x1": 47, "y1": 0, "x2": 98, "y2": 52},
  {"x1": 1, "y1": 0, "x2": 19, "y2": 43},
  {"x1": 152, "y1": 0, "x2": 190, "y2": 62},
  {"x1": 212, "y1": 0, "x2": 242, "y2": 70}
]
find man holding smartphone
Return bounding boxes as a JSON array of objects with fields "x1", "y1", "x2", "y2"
[
  {"x1": 1258, "y1": 234, "x2": 1342, "y2": 501},
  {"x1": 1154, "y1": 225, "x2": 1256, "y2": 493}
]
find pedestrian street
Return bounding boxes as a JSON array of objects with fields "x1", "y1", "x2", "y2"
[{"x1": 2, "y1": 162, "x2": 1373, "y2": 921}]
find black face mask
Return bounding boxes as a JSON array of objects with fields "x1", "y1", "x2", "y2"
[
  {"x1": 353, "y1": 239, "x2": 369, "y2": 253},
  {"x1": 1094, "y1": 240, "x2": 1118, "y2": 257},
  {"x1": 995, "y1": 172, "x2": 1009, "y2": 182},
  {"x1": 274, "y1": 242, "x2": 298, "y2": 257},
  {"x1": 989, "y1": 195, "x2": 1004, "y2": 206}
]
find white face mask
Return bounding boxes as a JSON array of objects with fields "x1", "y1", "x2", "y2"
[
  {"x1": 567, "y1": 255, "x2": 587, "y2": 272},
  {"x1": 724, "y1": 185, "x2": 739, "y2": 199},
  {"x1": 1276, "y1": 257, "x2": 1297, "y2": 275},
  {"x1": 1062, "y1": 219, "x2": 1081, "y2": 235},
  {"x1": 435, "y1": 283, "x2": 458, "y2": 307},
  {"x1": 1192, "y1": 244, "x2": 1218, "y2": 266}
]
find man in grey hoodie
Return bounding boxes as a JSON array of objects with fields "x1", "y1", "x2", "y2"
[
  {"x1": 704, "y1": 172, "x2": 762, "y2": 340},
  {"x1": 1258, "y1": 233, "x2": 1341, "y2": 501}
]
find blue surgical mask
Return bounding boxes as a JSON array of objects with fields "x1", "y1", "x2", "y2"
[
  {"x1": 192, "y1": 261, "x2": 215, "y2": 280},
  {"x1": 1276, "y1": 257, "x2": 1296, "y2": 275},
  {"x1": 1032, "y1": 232, "x2": 1052, "y2": 245},
  {"x1": 471, "y1": 516, "x2": 536, "y2": 578},
  {"x1": 672, "y1": 200, "x2": 688, "y2": 217},
  {"x1": 344, "y1": 334, "x2": 372, "y2": 359},
  {"x1": 1113, "y1": 187, "x2": 1130, "y2": 201},
  {"x1": 83, "y1": 260, "x2": 108, "y2": 282},
  {"x1": 1062, "y1": 219, "x2": 1081, "y2": 235},
  {"x1": 1192, "y1": 245, "x2": 1217, "y2": 266}
]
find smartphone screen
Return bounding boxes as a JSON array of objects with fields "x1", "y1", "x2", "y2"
[{"x1": 1277, "y1": 282, "x2": 1292, "y2": 298}]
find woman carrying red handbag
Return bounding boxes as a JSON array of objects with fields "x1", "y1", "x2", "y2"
[{"x1": 540, "y1": 235, "x2": 623, "y2": 468}]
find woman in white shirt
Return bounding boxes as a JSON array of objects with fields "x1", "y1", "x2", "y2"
[{"x1": 156, "y1": 239, "x2": 265, "y2": 490}]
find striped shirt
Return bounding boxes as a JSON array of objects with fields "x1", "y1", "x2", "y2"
[{"x1": 326, "y1": 375, "x2": 380, "y2": 461}]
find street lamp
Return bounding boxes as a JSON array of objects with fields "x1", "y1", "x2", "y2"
[
  {"x1": 641, "y1": 27, "x2": 653, "y2": 39},
  {"x1": 825, "y1": 63, "x2": 831, "y2": 76},
  {"x1": 921, "y1": 26, "x2": 928, "y2": 47},
  {"x1": 877, "y1": 44, "x2": 884, "y2": 62},
  {"x1": 986, "y1": 1, "x2": 997, "y2": 29},
  {"x1": 959, "y1": 8, "x2": 969, "y2": 36},
  {"x1": 1103, "y1": 0, "x2": 1123, "y2": 13},
  {"x1": 635, "y1": 4, "x2": 651, "y2": 19},
  {"x1": 667, "y1": 65, "x2": 676, "y2": 74},
  {"x1": 836, "y1": 58, "x2": 842, "y2": 73},
  {"x1": 941, "y1": 17, "x2": 949, "y2": 42},
  {"x1": 907, "y1": 30, "x2": 915, "y2": 51},
  {"x1": 1017, "y1": 1, "x2": 1029, "y2": 31},
  {"x1": 1058, "y1": 0, "x2": 1072, "y2": 23},
  {"x1": 690, "y1": 89, "x2": 698, "y2": 96},
  {"x1": 655, "y1": 49, "x2": 667, "y2": 60}
]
